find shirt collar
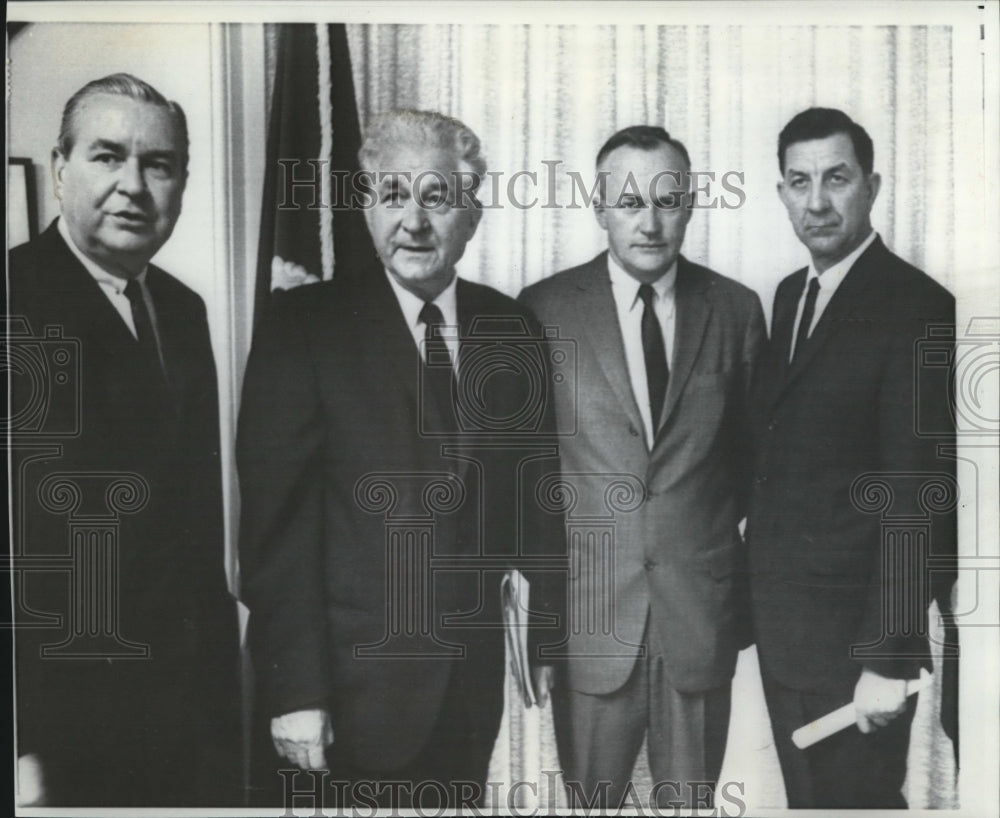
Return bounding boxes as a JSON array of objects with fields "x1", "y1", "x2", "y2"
[
  {"x1": 607, "y1": 252, "x2": 678, "y2": 310},
  {"x1": 385, "y1": 269, "x2": 459, "y2": 331},
  {"x1": 807, "y1": 230, "x2": 878, "y2": 291},
  {"x1": 57, "y1": 216, "x2": 147, "y2": 291}
]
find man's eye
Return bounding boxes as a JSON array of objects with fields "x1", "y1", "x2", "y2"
[
  {"x1": 93, "y1": 153, "x2": 119, "y2": 165},
  {"x1": 789, "y1": 178, "x2": 807, "y2": 189},
  {"x1": 620, "y1": 199, "x2": 643, "y2": 209},
  {"x1": 829, "y1": 175, "x2": 847, "y2": 185},
  {"x1": 147, "y1": 161, "x2": 174, "y2": 177},
  {"x1": 420, "y1": 189, "x2": 445, "y2": 207},
  {"x1": 655, "y1": 194, "x2": 683, "y2": 210}
]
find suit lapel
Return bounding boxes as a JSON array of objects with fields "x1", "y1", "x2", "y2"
[
  {"x1": 656, "y1": 257, "x2": 712, "y2": 439},
  {"x1": 762, "y1": 268, "x2": 805, "y2": 415},
  {"x1": 42, "y1": 224, "x2": 139, "y2": 350},
  {"x1": 575, "y1": 254, "x2": 646, "y2": 434},
  {"x1": 355, "y1": 266, "x2": 424, "y2": 411},
  {"x1": 144, "y1": 268, "x2": 186, "y2": 412},
  {"x1": 770, "y1": 238, "x2": 883, "y2": 409}
]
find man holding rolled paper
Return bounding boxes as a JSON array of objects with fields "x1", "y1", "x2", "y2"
[{"x1": 746, "y1": 108, "x2": 957, "y2": 808}]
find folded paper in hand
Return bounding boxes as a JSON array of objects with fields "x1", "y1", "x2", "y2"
[{"x1": 501, "y1": 570, "x2": 536, "y2": 708}]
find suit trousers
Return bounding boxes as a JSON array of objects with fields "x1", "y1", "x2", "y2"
[
  {"x1": 761, "y1": 668, "x2": 916, "y2": 808},
  {"x1": 252, "y1": 656, "x2": 494, "y2": 809},
  {"x1": 553, "y1": 616, "x2": 731, "y2": 810}
]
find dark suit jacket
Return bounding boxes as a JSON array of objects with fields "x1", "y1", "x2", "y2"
[
  {"x1": 237, "y1": 267, "x2": 564, "y2": 772},
  {"x1": 520, "y1": 252, "x2": 766, "y2": 695},
  {"x1": 747, "y1": 237, "x2": 956, "y2": 694},
  {"x1": 8, "y1": 221, "x2": 240, "y2": 805}
]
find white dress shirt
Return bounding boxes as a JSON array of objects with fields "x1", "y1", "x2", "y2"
[
  {"x1": 57, "y1": 216, "x2": 156, "y2": 343},
  {"x1": 788, "y1": 230, "x2": 878, "y2": 361},
  {"x1": 607, "y1": 254, "x2": 677, "y2": 449},
  {"x1": 385, "y1": 270, "x2": 460, "y2": 371}
]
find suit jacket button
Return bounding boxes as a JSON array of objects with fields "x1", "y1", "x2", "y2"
[
  {"x1": 767, "y1": 420, "x2": 777, "y2": 431},
  {"x1": 628, "y1": 424, "x2": 640, "y2": 437},
  {"x1": 643, "y1": 558, "x2": 656, "y2": 571}
]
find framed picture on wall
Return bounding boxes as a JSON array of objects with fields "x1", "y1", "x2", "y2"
[{"x1": 8, "y1": 157, "x2": 38, "y2": 247}]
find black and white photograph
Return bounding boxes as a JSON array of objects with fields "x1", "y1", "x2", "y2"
[{"x1": 5, "y1": 1, "x2": 999, "y2": 815}]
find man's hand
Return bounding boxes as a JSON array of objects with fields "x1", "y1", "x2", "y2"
[
  {"x1": 17, "y1": 753, "x2": 45, "y2": 806},
  {"x1": 271, "y1": 708, "x2": 334, "y2": 770},
  {"x1": 531, "y1": 664, "x2": 555, "y2": 708},
  {"x1": 854, "y1": 667, "x2": 908, "y2": 734}
]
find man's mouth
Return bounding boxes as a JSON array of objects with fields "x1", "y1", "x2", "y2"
[
  {"x1": 633, "y1": 243, "x2": 667, "y2": 249},
  {"x1": 110, "y1": 211, "x2": 150, "y2": 225},
  {"x1": 399, "y1": 245, "x2": 434, "y2": 253}
]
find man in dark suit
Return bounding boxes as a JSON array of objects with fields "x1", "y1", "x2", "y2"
[
  {"x1": 237, "y1": 109, "x2": 563, "y2": 808},
  {"x1": 747, "y1": 107, "x2": 956, "y2": 808},
  {"x1": 520, "y1": 126, "x2": 765, "y2": 809},
  {"x1": 9, "y1": 74, "x2": 240, "y2": 806}
]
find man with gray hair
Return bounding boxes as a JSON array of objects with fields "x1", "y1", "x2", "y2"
[
  {"x1": 10, "y1": 73, "x2": 240, "y2": 805},
  {"x1": 238, "y1": 108, "x2": 564, "y2": 807}
]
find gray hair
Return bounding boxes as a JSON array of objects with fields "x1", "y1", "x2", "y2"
[
  {"x1": 358, "y1": 108, "x2": 486, "y2": 192},
  {"x1": 57, "y1": 73, "x2": 189, "y2": 167}
]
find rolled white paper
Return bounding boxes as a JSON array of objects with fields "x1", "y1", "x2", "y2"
[{"x1": 791, "y1": 670, "x2": 933, "y2": 749}]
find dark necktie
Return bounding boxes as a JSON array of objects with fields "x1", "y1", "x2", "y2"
[
  {"x1": 418, "y1": 301, "x2": 456, "y2": 425},
  {"x1": 792, "y1": 276, "x2": 821, "y2": 362},
  {"x1": 124, "y1": 279, "x2": 169, "y2": 394},
  {"x1": 638, "y1": 283, "x2": 668, "y2": 433}
]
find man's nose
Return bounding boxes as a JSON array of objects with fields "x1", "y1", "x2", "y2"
[
  {"x1": 115, "y1": 159, "x2": 146, "y2": 196},
  {"x1": 638, "y1": 205, "x2": 662, "y2": 235},
  {"x1": 806, "y1": 182, "x2": 829, "y2": 213},
  {"x1": 401, "y1": 198, "x2": 430, "y2": 233}
]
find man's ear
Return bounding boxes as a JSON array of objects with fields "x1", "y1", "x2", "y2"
[
  {"x1": 467, "y1": 198, "x2": 483, "y2": 236},
  {"x1": 680, "y1": 191, "x2": 695, "y2": 226},
  {"x1": 594, "y1": 199, "x2": 608, "y2": 231},
  {"x1": 866, "y1": 172, "x2": 882, "y2": 208},
  {"x1": 51, "y1": 148, "x2": 67, "y2": 201},
  {"x1": 777, "y1": 179, "x2": 794, "y2": 212}
]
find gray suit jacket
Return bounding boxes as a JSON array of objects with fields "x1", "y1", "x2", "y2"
[{"x1": 520, "y1": 252, "x2": 765, "y2": 695}]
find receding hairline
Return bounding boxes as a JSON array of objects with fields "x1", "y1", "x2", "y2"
[
  {"x1": 780, "y1": 132, "x2": 865, "y2": 167},
  {"x1": 58, "y1": 82, "x2": 189, "y2": 167},
  {"x1": 360, "y1": 137, "x2": 473, "y2": 172},
  {"x1": 596, "y1": 139, "x2": 692, "y2": 172},
  {"x1": 357, "y1": 109, "x2": 486, "y2": 193}
]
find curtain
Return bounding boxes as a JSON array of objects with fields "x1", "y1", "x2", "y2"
[
  {"x1": 338, "y1": 22, "x2": 959, "y2": 810},
  {"x1": 347, "y1": 24, "x2": 955, "y2": 318}
]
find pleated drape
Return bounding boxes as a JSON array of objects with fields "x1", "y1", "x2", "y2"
[{"x1": 347, "y1": 24, "x2": 955, "y2": 317}]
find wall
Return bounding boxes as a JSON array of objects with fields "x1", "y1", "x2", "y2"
[{"x1": 8, "y1": 22, "x2": 269, "y2": 597}]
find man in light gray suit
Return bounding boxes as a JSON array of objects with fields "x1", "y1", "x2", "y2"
[{"x1": 520, "y1": 126, "x2": 765, "y2": 808}]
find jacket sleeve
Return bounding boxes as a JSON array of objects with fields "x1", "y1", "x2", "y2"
[
  {"x1": 236, "y1": 294, "x2": 331, "y2": 717},
  {"x1": 515, "y1": 293, "x2": 569, "y2": 669},
  {"x1": 736, "y1": 291, "x2": 768, "y2": 523},
  {"x1": 854, "y1": 281, "x2": 956, "y2": 680}
]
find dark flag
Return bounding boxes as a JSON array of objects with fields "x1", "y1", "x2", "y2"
[{"x1": 254, "y1": 23, "x2": 376, "y2": 326}]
